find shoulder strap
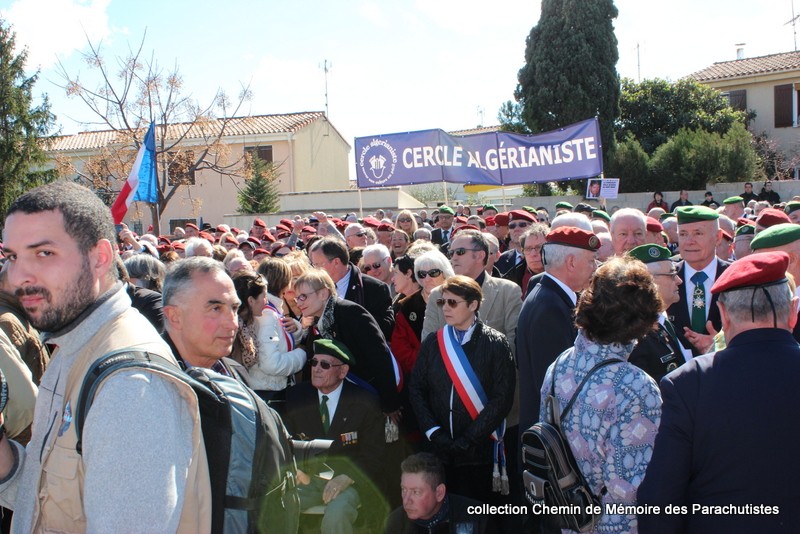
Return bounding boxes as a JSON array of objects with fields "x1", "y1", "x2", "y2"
[
  {"x1": 550, "y1": 354, "x2": 623, "y2": 429},
  {"x1": 74, "y1": 349, "x2": 188, "y2": 454}
]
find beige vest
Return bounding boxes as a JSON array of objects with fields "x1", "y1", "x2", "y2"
[{"x1": 31, "y1": 308, "x2": 211, "y2": 533}]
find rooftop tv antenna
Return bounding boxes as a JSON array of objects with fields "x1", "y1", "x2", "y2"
[
  {"x1": 321, "y1": 59, "x2": 332, "y2": 118},
  {"x1": 786, "y1": 0, "x2": 799, "y2": 51}
]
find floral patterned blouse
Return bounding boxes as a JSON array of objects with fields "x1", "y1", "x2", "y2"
[{"x1": 539, "y1": 330, "x2": 662, "y2": 533}]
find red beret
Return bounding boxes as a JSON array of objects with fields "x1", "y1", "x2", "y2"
[
  {"x1": 454, "y1": 216, "x2": 468, "y2": 224},
  {"x1": 711, "y1": 251, "x2": 789, "y2": 294},
  {"x1": 253, "y1": 218, "x2": 267, "y2": 228},
  {"x1": 334, "y1": 219, "x2": 350, "y2": 232},
  {"x1": 484, "y1": 216, "x2": 496, "y2": 227},
  {"x1": 545, "y1": 227, "x2": 600, "y2": 251},
  {"x1": 198, "y1": 231, "x2": 216, "y2": 244},
  {"x1": 362, "y1": 216, "x2": 381, "y2": 228},
  {"x1": 260, "y1": 232, "x2": 276, "y2": 244},
  {"x1": 158, "y1": 236, "x2": 171, "y2": 245},
  {"x1": 276, "y1": 224, "x2": 291, "y2": 233},
  {"x1": 253, "y1": 248, "x2": 270, "y2": 256},
  {"x1": 451, "y1": 225, "x2": 480, "y2": 238},
  {"x1": 509, "y1": 209, "x2": 537, "y2": 223},
  {"x1": 377, "y1": 223, "x2": 396, "y2": 232},
  {"x1": 230, "y1": 227, "x2": 241, "y2": 235},
  {"x1": 736, "y1": 217, "x2": 752, "y2": 228},
  {"x1": 756, "y1": 208, "x2": 791, "y2": 229},
  {"x1": 223, "y1": 235, "x2": 239, "y2": 246},
  {"x1": 302, "y1": 226, "x2": 317, "y2": 234},
  {"x1": 185, "y1": 223, "x2": 199, "y2": 231},
  {"x1": 646, "y1": 217, "x2": 663, "y2": 233},
  {"x1": 156, "y1": 244, "x2": 173, "y2": 255},
  {"x1": 721, "y1": 230, "x2": 733, "y2": 242},
  {"x1": 172, "y1": 242, "x2": 186, "y2": 251},
  {"x1": 494, "y1": 213, "x2": 510, "y2": 226},
  {"x1": 215, "y1": 225, "x2": 228, "y2": 233},
  {"x1": 279, "y1": 219, "x2": 294, "y2": 228}
]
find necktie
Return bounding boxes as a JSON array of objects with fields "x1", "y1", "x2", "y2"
[
  {"x1": 320, "y1": 395, "x2": 330, "y2": 434},
  {"x1": 690, "y1": 271, "x2": 709, "y2": 332},
  {"x1": 443, "y1": 230, "x2": 449, "y2": 242}
]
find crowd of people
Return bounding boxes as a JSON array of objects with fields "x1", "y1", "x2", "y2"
[{"x1": 0, "y1": 179, "x2": 798, "y2": 533}]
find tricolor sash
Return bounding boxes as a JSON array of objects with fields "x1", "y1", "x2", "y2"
[
  {"x1": 437, "y1": 325, "x2": 509, "y2": 494},
  {"x1": 265, "y1": 301, "x2": 295, "y2": 350}
]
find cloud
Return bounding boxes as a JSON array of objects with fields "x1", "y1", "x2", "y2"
[{"x1": 2, "y1": 0, "x2": 112, "y2": 70}]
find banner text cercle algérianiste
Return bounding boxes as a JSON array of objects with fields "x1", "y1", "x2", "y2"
[{"x1": 355, "y1": 118, "x2": 603, "y2": 188}]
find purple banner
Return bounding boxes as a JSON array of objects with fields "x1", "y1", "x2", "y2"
[{"x1": 355, "y1": 118, "x2": 603, "y2": 188}]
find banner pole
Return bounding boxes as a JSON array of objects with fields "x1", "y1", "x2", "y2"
[
  {"x1": 358, "y1": 187, "x2": 364, "y2": 218},
  {"x1": 443, "y1": 181, "x2": 449, "y2": 205},
  {"x1": 502, "y1": 187, "x2": 508, "y2": 211}
]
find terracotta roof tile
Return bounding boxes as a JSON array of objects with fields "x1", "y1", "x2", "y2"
[
  {"x1": 48, "y1": 111, "x2": 326, "y2": 152},
  {"x1": 687, "y1": 50, "x2": 800, "y2": 82},
  {"x1": 449, "y1": 125, "x2": 502, "y2": 136}
]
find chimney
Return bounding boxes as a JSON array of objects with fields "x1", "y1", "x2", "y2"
[{"x1": 735, "y1": 43, "x2": 746, "y2": 60}]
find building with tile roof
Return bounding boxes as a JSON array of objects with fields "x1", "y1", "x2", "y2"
[
  {"x1": 48, "y1": 111, "x2": 350, "y2": 231},
  {"x1": 687, "y1": 50, "x2": 800, "y2": 178}
]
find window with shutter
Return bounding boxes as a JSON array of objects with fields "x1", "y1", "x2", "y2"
[
  {"x1": 727, "y1": 89, "x2": 747, "y2": 111},
  {"x1": 244, "y1": 145, "x2": 273, "y2": 163},
  {"x1": 774, "y1": 84, "x2": 793, "y2": 128}
]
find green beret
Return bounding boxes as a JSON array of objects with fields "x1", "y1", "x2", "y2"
[
  {"x1": 591, "y1": 209, "x2": 611, "y2": 222},
  {"x1": 482, "y1": 204, "x2": 498, "y2": 212},
  {"x1": 750, "y1": 223, "x2": 800, "y2": 251},
  {"x1": 629, "y1": 244, "x2": 673, "y2": 264},
  {"x1": 785, "y1": 201, "x2": 800, "y2": 215},
  {"x1": 555, "y1": 201, "x2": 573, "y2": 210},
  {"x1": 676, "y1": 206, "x2": 719, "y2": 224},
  {"x1": 723, "y1": 196, "x2": 744, "y2": 205},
  {"x1": 522, "y1": 206, "x2": 537, "y2": 214},
  {"x1": 438, "y1": 206, "x2": 455, "y2": 215},
  {"x1": 659, "y1": 212, "x2": 676, "y2": 221},
  {"x1": 313, "y1": 338, "x2": 355, "y2": 365},
  {"x1": 735, "y1": 224, "x2": 756, "y2": 237}
]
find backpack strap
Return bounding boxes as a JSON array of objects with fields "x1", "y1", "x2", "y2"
[
  {"x1": 74, "y1": 349, "x2": 187, "y2": 455},
  {"x1": 550, "y1": 354, "x2": 623, "y2": 429}
]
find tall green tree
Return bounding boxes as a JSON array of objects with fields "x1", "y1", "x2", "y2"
[
  {"x1": 617, "y1": 78, "x2": 751, "y2": 155},
  {"x1": 516, "y1": 0, "x2": 620, "y2": 160},
  {"x1": 0, "y1": 19, "x2": 56, "y2": 227},
  {"x1": 237, "y1": 156, "x2": 280, "y2": 214}
]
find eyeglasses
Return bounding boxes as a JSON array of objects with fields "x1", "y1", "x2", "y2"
[
  {"x1": 348, "y1": 232, "x2": 366, "y2": 238},
  {"x1": 310, "y1": 358, "x2": 345, "y2": 370},
  {"x1": 416, "y1": 269, "x2": 442, "y2": 280},
  {"x1": 436, "y1": 298, "x2": 467, "y2": 308},
  {"x1": 362, "y1": 261, "x2": 385, "y2": 273},
  {"x1": 523, "y1": 245, "x2": 543, "y2": 254},
  {"x1": 653, "y1": 270, "x2": 680, "y2": 279},
  {"x1": 508, "y1": 221, "x2": 530, "y2": 230},
  {"x1": 447, "y1": 248, "x2": 481, "y2": 259},
  {"x1": 296, "y1": 289, "x2": 321, "y2": 302},
  {"x1": 397, "y1": 218, "x2": 412, "y2": 223}
]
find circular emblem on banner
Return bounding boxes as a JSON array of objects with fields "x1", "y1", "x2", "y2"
[
  {"x1": 409, "y1": 312, "x2": 417, "y2": 322},
  {"x1": 359, "y1": 139, "x2": 397, "y2": 185},
  {"x1": 648, "y1": 246, "x2": 660, "y2": 258},
  {"x1": 588, "y1": 236, "x2": 600, "y2": 249}
]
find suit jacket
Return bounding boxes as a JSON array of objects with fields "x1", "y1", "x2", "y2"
[
  {"x1": 421, "y1": 274, "x2": 521, "y2": 353},
  {"x1": 638, "y1": 328, "x2": 800, "y2": 533},
  {"x1": 495, "y1": 249, "x2": 521, "y2": 277},
  {"x1": 284, "y1": 381, "x2": 385, "y2": 486},
  {"x1": 667, "y1": 259, "x2": 730, "y2": 356},
  {"x1": 431, "y1": 227, "x2": 453, "y2": 246},
  {"x1": 304, "y1": 298, "x2": 401, "y2": 413},
  {"x1": 516, "y1": 274, "x2": 576, "y2": 432},
  {"x1": 628, "y1": 321, "x2": 685, "y2": 383},
  {"x1": 343, "y1": 263, "x2": 395, "y2": 342}
]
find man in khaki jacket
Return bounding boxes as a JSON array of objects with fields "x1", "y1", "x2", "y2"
[{"x1": 0, "y1": 182, "x2": 210, "y2": 533}]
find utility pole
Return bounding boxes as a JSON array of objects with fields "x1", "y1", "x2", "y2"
[{"x1": 322, "y1": 59, "x2": 332, "y2": 118}]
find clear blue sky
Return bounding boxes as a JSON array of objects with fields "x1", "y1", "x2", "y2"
[{"x1": 2, "y1": 0, "x2": 797, "y2": 148}]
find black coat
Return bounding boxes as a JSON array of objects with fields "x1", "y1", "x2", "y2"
[
  {"x1": 343, "y1": 264, "x2": 395, "y2": 342},
  {"x1": 494, "y1": 249, "x2": 520, "y2": 278},
  {"x1": 638, "y1": 328, "x2": 800, "y2": 533},
  {"x1": 383, "y1": 494, "x2": 495, "y2": 534},
  {"x1": 628, "y1": 321, "x2": 685, "y2": 383},
  {"x1": 409, "y1": 322, "x2": 515, "y2": 467},
  {"x1": 304, "y1": 298, "x2": 401, "y2": 413},
  {"x1": 667, "y1": 259, "x2": 730, "y2": 356},
  {"x1": 126, "y1": 282, "x2": 164, "y2": 333},
  {"x1": 284, "y1": 380, "x2": 385, "y2": 486},
  {"x1": 516, "y1": 274, "x2": 576, "y2": 432}
]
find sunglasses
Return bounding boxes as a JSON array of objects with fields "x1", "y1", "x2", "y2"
[
  {"x1": 447, "y1": 248, "x2": 480, "y2": 259},
  {"x1": 310, "y1": 358, "x2": 345, "y2": 370},
  {"x1": 397, "y1": 218, "x2": 412, "y2": 223},
  {"x1": 416, "y1": 269, "x2": 442, "y2": 280},
  {"x1": 362, "y1": 261, "x2": 385, "y2": 273},
  {"x1": 349, "y1": 232, "x2": 366, "y2": 238},
  {"x1": 296, "y1": 289, "x2": 321, "y2": 302},
  {"x1": 436, "y1": 298, "x2": 466, "y2": 308},
  {"x1": 508, "y1": 221, "x2": 530, "y2": 230}
]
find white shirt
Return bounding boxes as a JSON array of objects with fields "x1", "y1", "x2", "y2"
[
  {"x1": 684, "y1": 257, "x2": 718, "y2": 320},
  {"x1": 335, "y1": 269, "x2": 352, "y2": 299},
  {"x1": 544, "y1": 272, "x2": 578, "y2": 306},
  {"x1": 318, "y1": 380, "x2": 345, "y2": 425}
]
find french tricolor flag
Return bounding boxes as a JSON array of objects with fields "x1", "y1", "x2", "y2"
[{"x1": 111, "y1": 122, "x2": 158, "y2": 224}]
